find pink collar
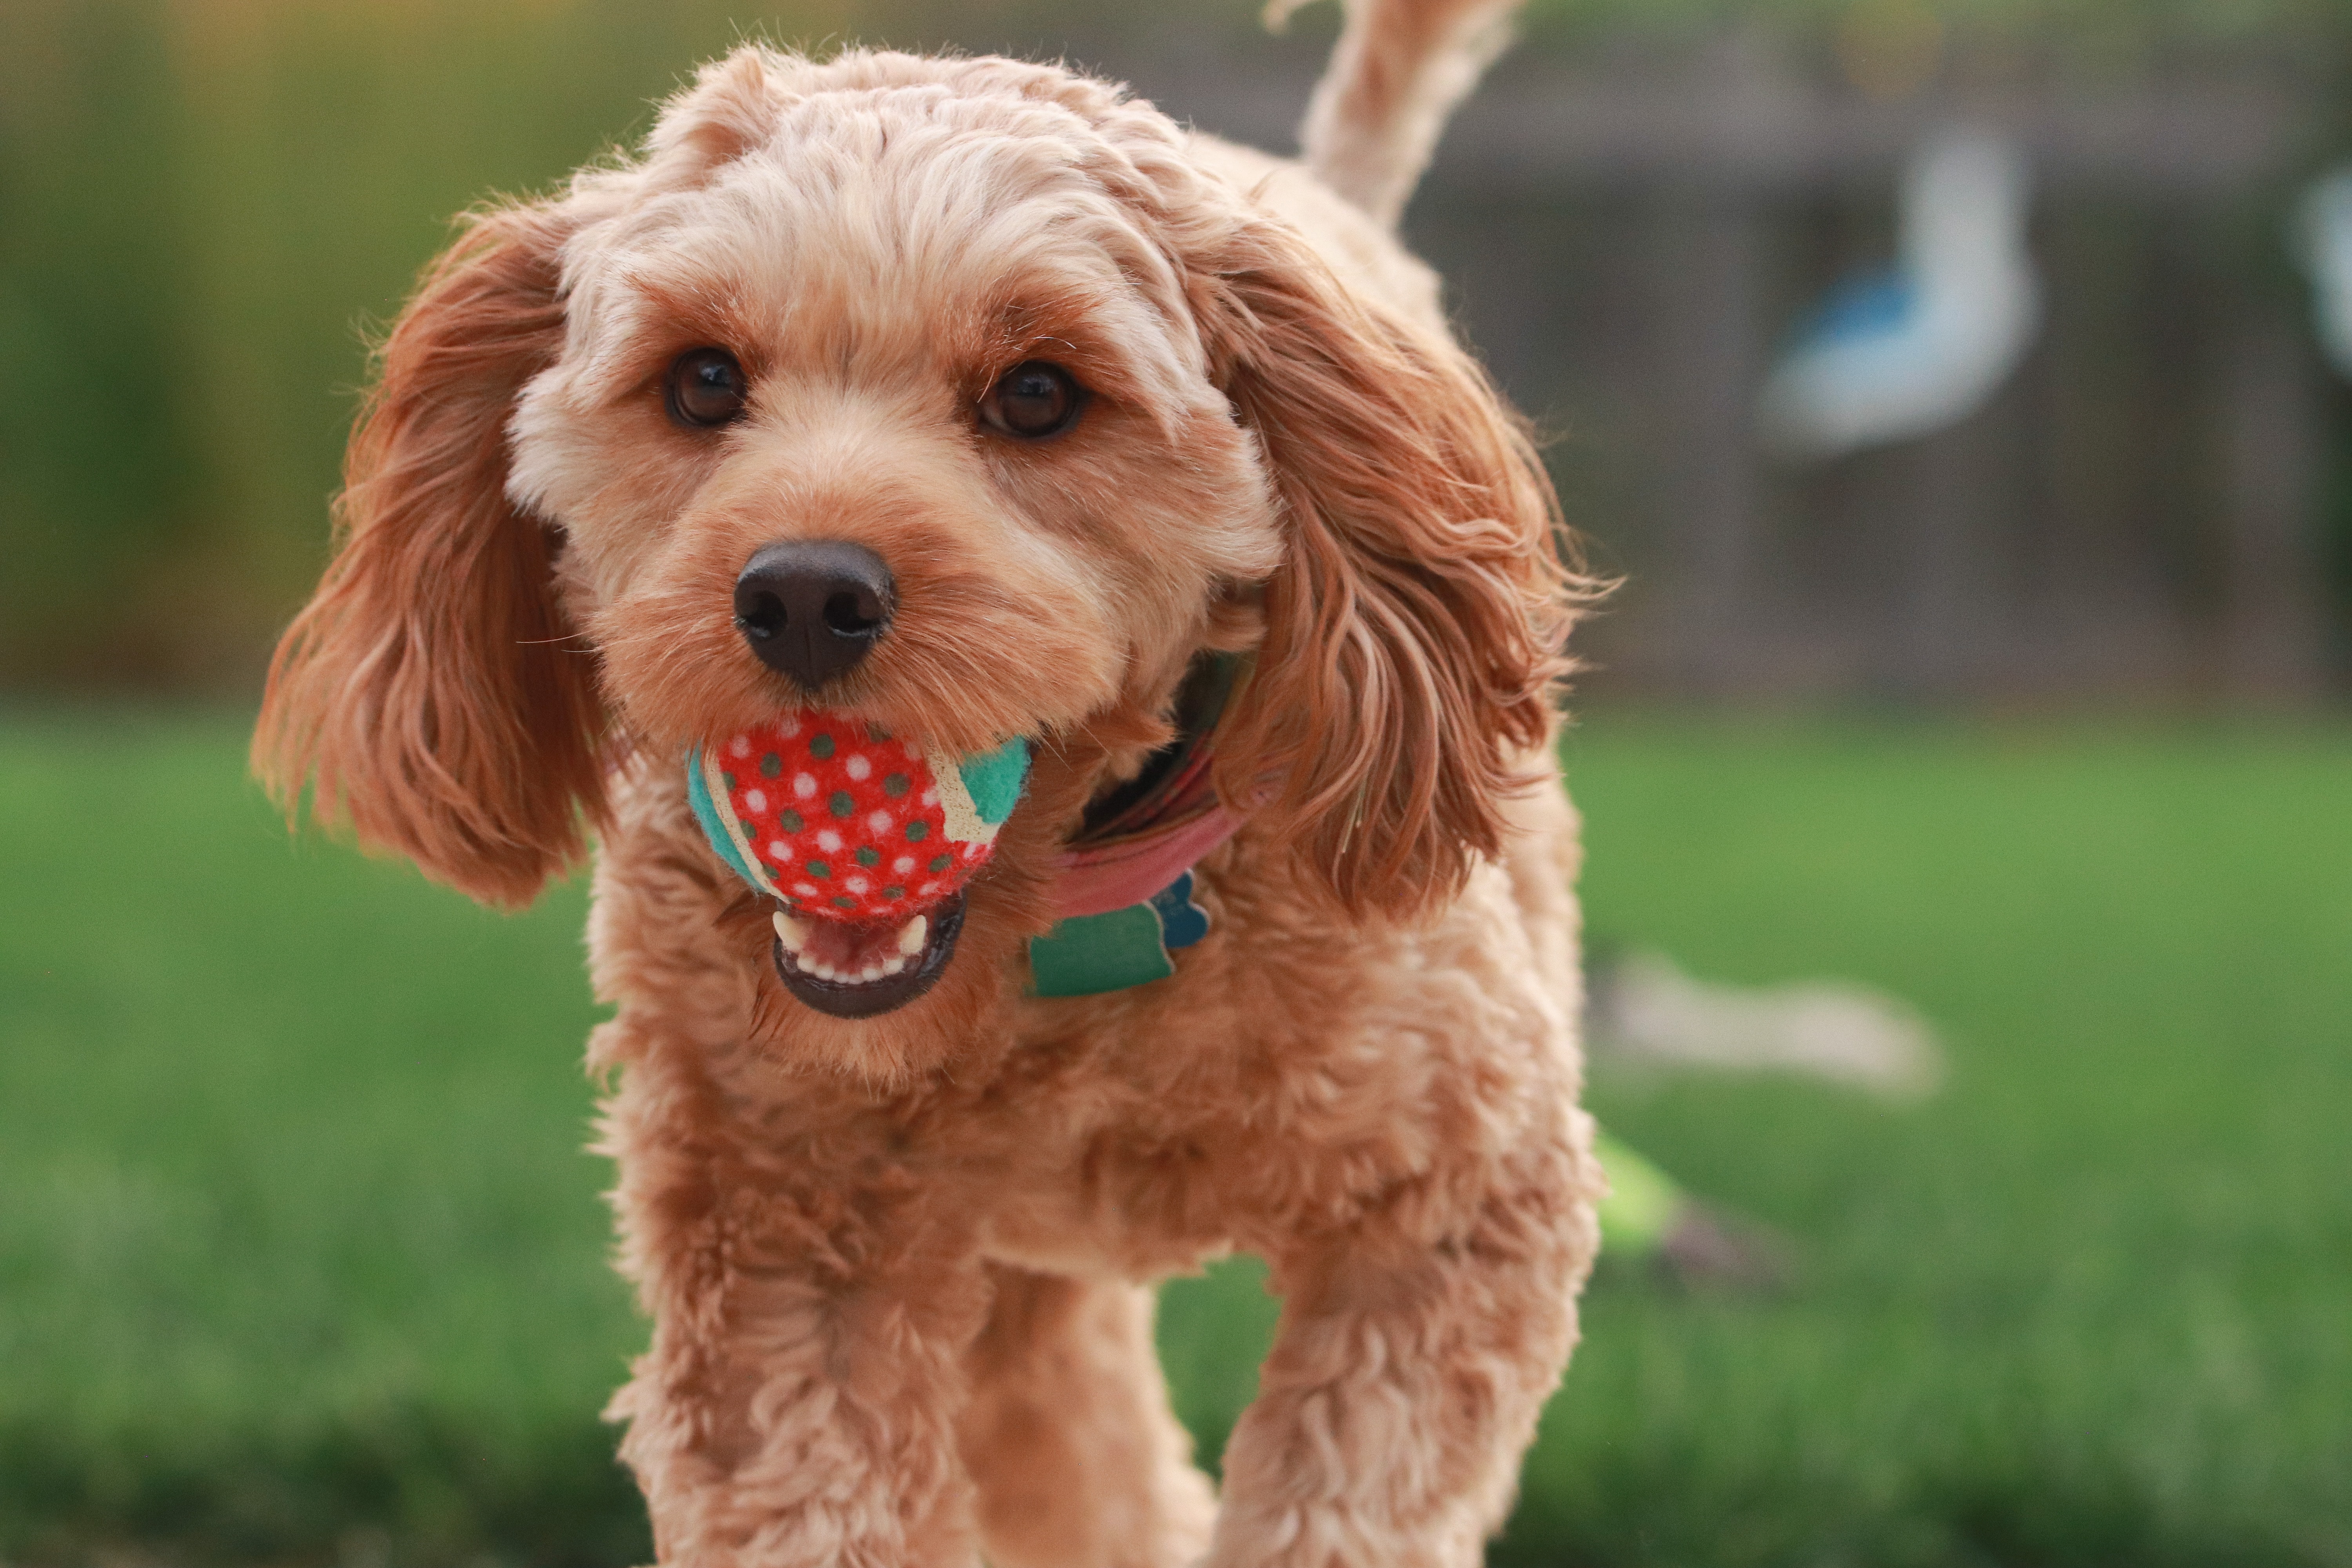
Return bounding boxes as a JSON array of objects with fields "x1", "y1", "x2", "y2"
[
  {"x1": 1052, "y1": 654, "x2": 1252, "y2": 919},
  {"x1": 1053, "y1": 775, "x2": 1243, "y2": 919}
]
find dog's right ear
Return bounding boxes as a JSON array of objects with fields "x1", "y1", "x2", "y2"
[{"x1": 254, "y1": 202, "x2": 605, "y2": 910}]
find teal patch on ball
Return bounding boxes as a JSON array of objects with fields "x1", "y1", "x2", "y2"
[
  {"x1": 687, "y1": 753, "x2": 768, "y2": 891},
  {"x1": 957, "y1": 737, "x2": 1030, "y2": 827}
]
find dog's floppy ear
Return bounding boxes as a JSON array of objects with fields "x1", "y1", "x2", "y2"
[
  {"x1": 1206, "y1": 223, "x2": 1580, "y2": 919},
  {"x1": 254, "y1": 201, "x2": 604, "y2": 910}
]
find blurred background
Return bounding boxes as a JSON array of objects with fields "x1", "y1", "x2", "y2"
[
  {"x1": 3, "y1": 0, "x2": 2348, "y2": 1565},
  {"x1": 11, "y1": 0, "x2": 2352, "y2": 702}
]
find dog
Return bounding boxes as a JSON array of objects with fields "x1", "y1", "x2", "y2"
[{"x1": 255, "y1": 0, "x2": 1602, "y2": 1561}]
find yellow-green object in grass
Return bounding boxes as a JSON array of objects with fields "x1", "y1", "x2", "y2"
[{"x1": 1593, "y1": 1132, "x2": 1686, "y2": 1259}]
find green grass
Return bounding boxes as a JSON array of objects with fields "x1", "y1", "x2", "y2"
[
  {"x1": 3, "y1": 711, "x2": 2348, "y2": 1566},
  {"x1": 1541, "y1": 717, "x2": 2352, "y2": 1568},
  {"x1": 0, "y1": 713, "x2": 637, "y2": 1564}
]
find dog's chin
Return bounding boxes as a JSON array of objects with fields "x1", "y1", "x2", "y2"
[{"x1": 769, "y1": 890, "x2": 968, "y2": 1020}]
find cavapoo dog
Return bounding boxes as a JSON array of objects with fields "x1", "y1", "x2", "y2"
[{"x1": 255, "y1": 0, "x2": 1604, "y2": 1562}]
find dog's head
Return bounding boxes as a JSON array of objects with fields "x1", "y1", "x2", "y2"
[{"x1": 256, "y1": 46, "x2": 1576, "y2": 1077}]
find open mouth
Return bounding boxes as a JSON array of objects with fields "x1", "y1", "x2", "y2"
[{"x1": 768, "y1": 890, "x2": 967, "y2": 1018}]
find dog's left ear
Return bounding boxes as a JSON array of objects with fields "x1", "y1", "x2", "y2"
[{"x1": 1204, "y1": 221, "x2": 1581, "y2": 919}]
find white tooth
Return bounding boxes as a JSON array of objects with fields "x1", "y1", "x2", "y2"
[
  {"x1": 880, "y1": 957, "x2": 906, "y2": 977},
  {"x1": 859, "y1": 964, "x2": 885, "y2": 982},
  {"x1": 896, "y1": 915, "x2": 928, "y2": 956},
  {"x1": 772, "y1": 911, "x2": 810, "y2": 952},
  {"x1": 809, "y1": 962, "x2": 837, "y2": 981}
]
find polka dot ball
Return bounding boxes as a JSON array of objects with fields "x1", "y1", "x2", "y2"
[{"x1": 686, "y1": 712, "x2": 1030, "y2": 923}]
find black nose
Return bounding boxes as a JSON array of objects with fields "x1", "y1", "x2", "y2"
[{"x1": 733, "y1": 540, "x2": 896, "y2": 691}]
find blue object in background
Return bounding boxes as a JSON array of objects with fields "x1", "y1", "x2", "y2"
[
  {"x1": 1797, "y1": 270, "x2": 1918, "y2": 348},
  {"x1": 1757, "y1": 127, "x2": 2041, "y2": 459},
  {"x1": 2295, "y1": 166, "x2": 2352, "y2": 381}
]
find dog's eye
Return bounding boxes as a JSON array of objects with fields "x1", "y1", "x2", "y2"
[
  {"x1": 980, "y1": 361, "x2": 1083, "y2": 439},
  {"x1": 667, "y1": 348, "x2": 748, "y2": 428}
]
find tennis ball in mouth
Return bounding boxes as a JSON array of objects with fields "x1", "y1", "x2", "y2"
[{"x1": 687, "y1": 714, "x2": 1029, "y2": 922}]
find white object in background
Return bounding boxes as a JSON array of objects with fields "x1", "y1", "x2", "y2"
[
  {"x1": 2294, "y1": 167, "x2": 2352, "y2": 380},
  {"x1": 1757, "y1": 128, "x2": 2042, "y2": 460},
  {"x1": 1586, "y1": 950, "x2": 1944, "y2": 1100}
]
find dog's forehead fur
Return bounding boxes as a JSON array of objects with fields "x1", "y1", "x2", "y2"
[{"x1": 543, "y1": 49, "x2": 1223, "y2": 429}]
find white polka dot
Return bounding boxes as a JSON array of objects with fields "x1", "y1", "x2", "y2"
[
  {"x1": 902, "y1": 740, "x2": 922, "y2": 759},
  {"x1": 794, "y1": 773, "x2": 818, "y2": 799},
  {"x1": 767, "y1": 842, "x2": 791, "y2": 860},
  {"x1": 795, "y1": 882, "x2": 819, "y2": 898},
  {"x1": 922, "y1": 788, "x2": 938, "y2": 806},
  {"x1": 778, "y1": 715, "x2": 801, "y2": 737},
  {"x1": 920, "y1": 880, "x2": 941, "y2": 895},
  {"x1": 817, "y1": 829, "x2": 842, "y2": 853},
  {"x1": 962, "y1": 842, "x2": 980, "y2": 857},
  {"x1": 729, "y1": 736, "x2": 751, "y2": 757},
  {"x1": 846, "y1": 877, "x2": 869, "y2": 894},
  {"x1": 867, "y1": 811, "x2": 893, "y2": 833},
  {"x1": 744, "y1": 789, "x2": 766, "y2": 812},
  {"x1": 845, "y1": 755, "x2": 871, "y2": 781},
  {"x1": 894, "y1": 856, "x2": 915, "y2": 874}
]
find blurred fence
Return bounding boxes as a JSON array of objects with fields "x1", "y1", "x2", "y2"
[
  {"x1": 1455, "y1": 42, "x2": 2341, "y2": 704},
  {"x1": 3, "y1": 1, "x2": 2348, "y2": 703},
  {"x1": 1142, "y1": 32, "x2": 2350, "y2": 703}
]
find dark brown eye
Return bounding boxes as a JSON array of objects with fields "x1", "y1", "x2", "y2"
[
  {"x1": 666, "y1": 347, "x2": 747, "y2": 428},
  {"x1": 980, "y1": 360, "x2": 1083, "y2": 439}
]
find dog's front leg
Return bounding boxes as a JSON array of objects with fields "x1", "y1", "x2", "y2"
[
  {"x1": 956, "y1": 1263, "x2": 1218, "y2": 1568},
  {"x1": 1204, "y1": 1142, "x2": 1598, "y2": 1568},
  {"x1": 603, "y1": 1078, "x2": 993, "y2": 1568}
]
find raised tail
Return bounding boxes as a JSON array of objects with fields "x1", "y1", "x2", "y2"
[{"x1": 1272, "y1": 0, "x2": 1524, "y2": 229}]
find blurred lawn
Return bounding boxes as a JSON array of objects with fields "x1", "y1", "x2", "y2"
[{"x1": 2, "y1": 711, "x2": 2348, "y2": 1567}]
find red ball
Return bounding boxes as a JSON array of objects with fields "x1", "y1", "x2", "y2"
[{"x1": 689, "y1": 713, "x2": 1028, "y2": 922}]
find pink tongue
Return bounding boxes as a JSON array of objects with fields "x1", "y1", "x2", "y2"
[{"x1": 800, "y1": 916, "x2": 909, "y2": 973}]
